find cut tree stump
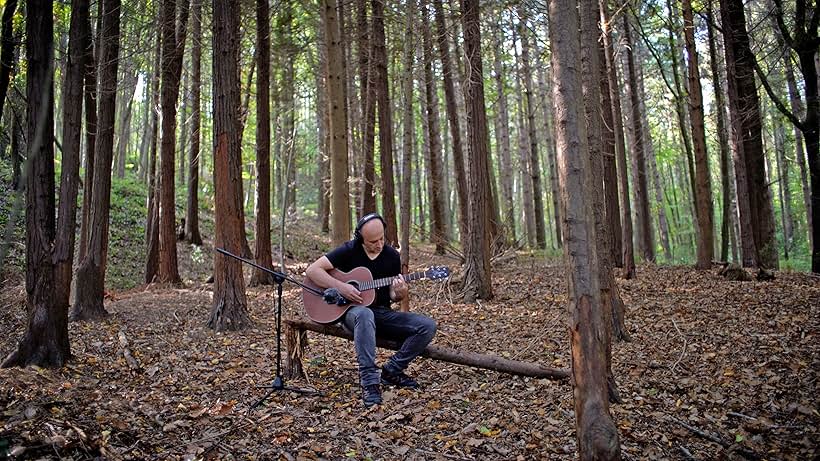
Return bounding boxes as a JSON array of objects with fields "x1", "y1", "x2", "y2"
[{"x1": 283, "y1": 318, "x2": 570, "y2": 381}]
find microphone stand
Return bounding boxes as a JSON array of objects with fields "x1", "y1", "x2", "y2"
[{"x1": 215, "y1": 248, "x2": 319, "y2": 406}]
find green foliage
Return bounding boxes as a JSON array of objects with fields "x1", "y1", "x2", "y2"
[{"x1": 105, "y1": 175, "x2": 148, "y2": 289}]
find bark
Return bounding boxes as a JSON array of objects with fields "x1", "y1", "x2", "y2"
[
  {"x1": 250, "y1": 0, "x2": 274, "y2": 286},
  {"x1": 184, "y1": 0, "x2": 202, "y2": 245},
  {"x1": 370, "y1": 0, "x2": 398, "y2": 245},
  {"x1": 624, "y1": 14, "x2": 655, "y2": 263},
  {"x1": 0, "y1": 0, "x2": 18, "y2": 126},
  {"x1": 3, "y1": 0, "x2": 71, "y2": 368},
  {"x1": 682, "y1": 0, "x2": 715, "y2": 269},
  {"x1": 157, "y1": 0, "x2": 190, "y2": 284},
  {"x1": 209, "y1": 0, "x2": 250, "y2": 331},
  {"x1": 459, "y1": 0, "x2": 493, "y2": 301},
  {"x1": 144, "y1": 25, "x2": 162, "y2": 283},
  {"x1": 55, "y1": 0, "x2": 90, "y2": 311},
  {"x1": 707, "y1": 3, "x2": 733, "y2": 262},
  {"x1": 549, "y1": 0, "x2": 621, "y2": 456},
  {"x1": 78, "y1": 8, "x2": 99, "y2": 262},
  {"x1": 324, "y1": 0, "x2": 351, "y2": 246},
  {"x1": 400, "y1": 2, "x2": 415, "y2": 271},
  {"x1": 597, "y1": 40, "x2": 620, "y2": 263},
  {"x1": 517, "y1": 6, "x2": 547, "y2": 249},
  {"x1": 492, "y1": 23, "x2": 515, "y2": 243},
  {"x1": 721, "y1": 0, "x2": 778, "y2": 268},
  {"x1": 433, "y1": 0, "x2": 468, "y2": 249},
  {"x1": 421, "y1": 0, "x2": 447, "y2": 254},
  {"x1": 71, "y1": 0, "x2": 121, "y2": 322},
  {"x1": 600, "y1": 0, "x2": 634, "y2": 275}
]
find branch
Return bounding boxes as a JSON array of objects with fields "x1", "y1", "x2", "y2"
[
  {"x1": 772, "y1": 0, "x2": 795, "y2": 47},
  {"x1": 751, "y1": 57, "x2": 806, "y2": 131}
]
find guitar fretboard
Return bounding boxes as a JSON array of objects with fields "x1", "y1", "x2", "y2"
[{"x1": 357, "y1": 271, "x2": 426, "y2": 292}]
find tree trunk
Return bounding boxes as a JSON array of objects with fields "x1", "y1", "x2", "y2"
[
  {"x1": 517, "y1": 6, "x2": 547, "y2": 250},
  {"x1": 600, "y1": 0, "x2": 634, "y2": 276},
  {"x1": 432, "y1": 0, "x2": 468, "y2": 250},
  {"x1": 3, "y1": 0, "x2": 71, "y2": 368},
  {"x1": 77, "y1": 9, "x2": 99, "y2": 262},
  {"x1": 316, "y1": 19, "x2": 331, "y2": 234},
  {"x1": 209, "y1": 0, "x2": 250, "y2": 331},
  {"x1": 773, "y1": 115, "x2": 793, "y2": 258},
  {"x1": 250, "y1": 0, "x2": 274, "y2": 286},
  {"x1": 421, "y1": 0, "x2": 448, "y2": 254},
  {"x1": 513, "y1": 29, "x2": 536, "y2": 249},
  {"x1": 459, "y1": 0, "x2": 493, "y2": 302},
  {"x1": 682, "y1": 0, "x2": 715, "y2": 269},
  {"x1": 71, "y1": 0, "x2": 121, "y2": 322},
  {"x1": 492, "y1": 22, "x2": 515, "y2": 243},
  {"x1": 535, "y1": 43, "x2": 562, "y2": 250},
  {"x1": 596, "y1": 41, "x2": 620, "y2": 264},
  {"x1": 623, "y1": 14, "x2": 655, "y2": 263},
  {"x1": 400, "y1": 1, "x2": 415, "y2": 275},
  {"x1": 184, "y1": 0, "x2": 202, "y2": 245},
  {"x1": 723, "y1": 0, "x2": 780, "y2": 269},
  {"x1": 324, "y1": 0, "x2": 351, "y2": 246},
  {"x1": 157, "y1": 0, "x2": 190, "y2": 284},
  {"x1": 549, "y1": 0, "x2": 621, "y2": 456},
  {"x1": 356, "y1": 0, "x2": 376, "y2": 217},
  {"x1": 370, "y1": 0, "x2": 398, "y2": 245},
  {"x1": 144, "y1": 25, "x2": 162, "y2": 283},
  {"x1": 0, "y1": 0, "x2": 18, "y2": 127},
  {"x1": 54, "y1": 0, "x2": 90, "y2": 311}
]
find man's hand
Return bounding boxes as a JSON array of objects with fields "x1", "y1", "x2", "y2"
[
  {"x1": 390, "y1": 275, "x2": 408, "y2": 302},
  {"x1": 337, "y1": 282, "x2": 363, "y2": 304}
]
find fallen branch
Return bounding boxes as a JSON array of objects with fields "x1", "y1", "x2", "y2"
[
  {"x1": 669, "y1": 417, "x2": 761, "y2": 460},
  {"x1": 117, "y1": 330, "x2": 141, "y2": 370},
  {"x1": 284, "y1": 319, "x2": 570, "y2": 381}
]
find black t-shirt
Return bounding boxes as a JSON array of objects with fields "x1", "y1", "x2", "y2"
[{"x1": 325, "y1": 240, "x2": 401, "y2": 308}]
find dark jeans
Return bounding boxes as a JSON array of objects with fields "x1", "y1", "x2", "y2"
[{"x1": 341, "y1": 305, "x2": 437, "y2": 387}]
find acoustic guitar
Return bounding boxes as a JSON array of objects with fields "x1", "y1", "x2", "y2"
[{"x1": 302, "y1": 266, "x2": 450, "y2": 324}]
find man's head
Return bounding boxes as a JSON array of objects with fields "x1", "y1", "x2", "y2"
[{"x1": 354, "y1": 213, "x2": 386, "y2": 256}]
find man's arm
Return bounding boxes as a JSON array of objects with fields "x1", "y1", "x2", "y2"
[{"x1": 306, "y1": 256, "x2": 363, "y2": 304}]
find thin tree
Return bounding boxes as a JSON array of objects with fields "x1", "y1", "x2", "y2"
[
  {"x1": 209, "y1": 0, "x2": 250, "y2": 331},
  {"x1": 184, "y1": 0, "x2": 203, "y2": 245},
  {"x1": 720, "y1": 0, "x2": 779, "y2": 269},
  {"x1": 357, "y1": 0, "x2": 376, "y2": 216},
  {"x1": 78, "y1": 6, "x2": 100, "y2": 262},
  {"x1": 55, "y1": 0, "x2": 90, "y2": 310},
  {"x1": 157, "y1": 0, "x2": 190, "y2": 284},
  {"x1": 3, "y1": 0, "x2": 71, "y2": 368},
  {"x1": 71, "y1": 0, "x2": 121, "y2": 321},
  {"x1": 371, "y1": 0, "x2": 398, "y2": 245},
  {"x1": 459, "y1": 0, "x2": 492, "y2": 302},
  {"x1": 0, "y1": 0, "x2": 18, "y2": 126},
  {"x1": 550, "y1": 0, "x2": 621, "y2": 456},
  {"x1": 682, "y1": 0, "x2": 715, "y2": 269},
  {"x1": 250, "y1": 0, "x2": 274, "y2": 286},
  {"x1": 400, "y1": 1, "x2": 415, "y2": 270},
  {"x1": 491, "y1": 21, "x2": 515, "y2": 242},
  {"x1": 324, "y1": 0, "x2": 351, "y2": 245}
]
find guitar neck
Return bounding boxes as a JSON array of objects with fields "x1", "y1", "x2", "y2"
[{"x1": 358, "y1": 271, "x2": 426, "y2": 292}]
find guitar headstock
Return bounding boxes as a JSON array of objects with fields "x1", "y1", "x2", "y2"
[{"x1": 424, "y1": 266, "x2": 450, "y2": 280}]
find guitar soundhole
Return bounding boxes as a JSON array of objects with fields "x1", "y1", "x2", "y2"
[{"x1": 348, "y1": 281, "x2": 360, "y2": 290}]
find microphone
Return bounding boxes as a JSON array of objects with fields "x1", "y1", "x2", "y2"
[{"x1": 322, "y1": 288, "x2": 349, "y2": 306}]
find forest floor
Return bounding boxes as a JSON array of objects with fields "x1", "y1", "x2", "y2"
[{"x1": 0, "y1": 219, "x2": 818, "y2": 460}]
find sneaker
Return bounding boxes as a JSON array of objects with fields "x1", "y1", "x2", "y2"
[
  {"x1": 362, "y1": 384, "x2": 382, "y2": 407},
  {"x1": 380, "y1": 367, "x2": 419, "y2": 388}
]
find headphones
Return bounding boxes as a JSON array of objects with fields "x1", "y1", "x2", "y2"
[{"x1": 353, "y1": 212, "x2": 386, "y2": 243}]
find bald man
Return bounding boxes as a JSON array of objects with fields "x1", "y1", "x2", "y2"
[{"x1": 306, "y1": 213, "x2": 437, "y2": 407}]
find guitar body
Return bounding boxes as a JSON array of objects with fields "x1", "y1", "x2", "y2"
[{"x1": 302, "y1": 267, "x2": 376, "y2": 324}]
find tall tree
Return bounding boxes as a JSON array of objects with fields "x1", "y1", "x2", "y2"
[
  {"x1": 144, "y1": 27, "x2": 162, "y2": 283},
  {"x1": 623, "y1": 13, "x2": 655, "y2": 263},
  {"x1": 209, "y1": 0, "x2": 250, "y2": 331},
  {"x1": 400, "y1": 1, "x2": 415, "y2": 274},
  {"x1": 491, "y1": 21, "x2": 516, "y2": 243},
  {"x1": 421, "y1": 0, "x2": 448, "y2": 254},
  {"x1": 250, "y1": 0, "x2": 274, "y2": 286},
  {"x1": 601, "y1": 0, "x2": 636, "y2": 277},
  {"x1": 77, "y1": 6, "x2": 100, "y2": 262},
  {"x1": 184, "y1": 0, "x2": 203, "y2": 245},
  {"x1": 324, "y1": 0, "x2": 351, "y2": 245},
  {"x1": 0, "y1": 0, "x2": 18, "y2": 126},
  {"x1": 157, "y1": 0, "x2": 190, "y2": 284},
  {"x1": 682, "y1": 0, "x2": 715, "y2": 269},
  {"x1": 549, "y1": 0, "x2": 620, "y2": 456},
  {"x1": 459, "y1": 0, "x2": 492, "y2": 301},
  {"x1": 517, "y1": 5, "x2": 547, "y2": 249},
  {"x1": 720, "y1": 0, "x2": 779, "y2": 269},
  {"x1": 357, "y1": 0, "x2": 376, "y2": 216},
  {"x1": 432, "y1": 0, "x2": 468, "y2": 249},
  {"x1": 371, "y1": 0, "x2": 398, "y2": 244},
  {"x1": 3, "y1": 0, "x2": 71, "y2": 368},
  {"x1": 71, "y1": 0, "x2": 121, "y2": 321},
  {"x1": 55, "y1": 0, "x2": 91, "y2": 311}
]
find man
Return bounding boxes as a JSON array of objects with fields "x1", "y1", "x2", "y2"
[{"x1": 306, "y1": 213, "x2": 437, "y2": 407}]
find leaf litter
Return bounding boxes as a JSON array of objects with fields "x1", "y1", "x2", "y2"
[{"x1": 0, "y1": 243, "x2": 818, "y2": 460}]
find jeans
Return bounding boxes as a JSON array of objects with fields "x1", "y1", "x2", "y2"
[{"x1": 341, "y1": 305, "x2": 437, "y2": 387}]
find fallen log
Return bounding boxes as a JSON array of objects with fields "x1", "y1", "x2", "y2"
[{"x1": 283, "y1": 318, "x2": 569, "y2": 381}]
